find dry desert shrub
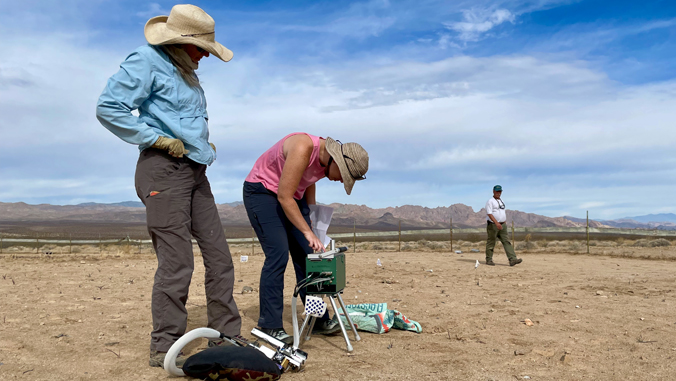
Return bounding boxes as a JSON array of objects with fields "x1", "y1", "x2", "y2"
[
  {"x1": 615, "y1": 237, "x2": 625, "y2": 246},
  {"x1": 516, "y1": 241, "x2": 538, "y2": 251},
  {"x1": 633, "y1": 239, "x2": 650, "y2": 247},
  {"x1": 649, "y1": 238, "x2": 670, "y2": 247},
  {"x1": 589, "y1": 240, "x2": 598, "y2": 247},
  {"x1": 568, "y1": 241, "x2": 584, "y2": 251}
]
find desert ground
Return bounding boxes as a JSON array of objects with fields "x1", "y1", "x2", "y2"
[{"x1": 1, "y1": 239, "x2": 676, "y2": 380}]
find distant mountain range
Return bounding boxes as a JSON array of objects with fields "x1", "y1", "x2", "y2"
[{"x1": 3, "y1": 200, "x2": 658, "y2": 230}]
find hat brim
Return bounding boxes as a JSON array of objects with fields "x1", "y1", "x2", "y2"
[
  {"x1": 325, "y1": 137, "x2": 356, "y2": 195},
  {"x1": 144, "y1": 16, "x2": 233, "y2": 62}
]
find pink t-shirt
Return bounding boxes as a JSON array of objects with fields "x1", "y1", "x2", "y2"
[{"x1": 245, "y1": 133, "x2": 326, "y2": 200}]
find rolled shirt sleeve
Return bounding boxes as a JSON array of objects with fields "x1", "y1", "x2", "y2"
[
  {"x1": 485, "y1": 199, "x2": 494, "y2": 216},
  {"x1": 96, "y1": 51, "x2": 160, "y2": 147}
]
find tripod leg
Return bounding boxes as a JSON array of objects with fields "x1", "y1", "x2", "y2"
[
  {"x1": 329, "y1": 295, "x2": 353, "y2": 352},
  {"x1": 305, "y1": 316, "x2": 317, "y2": 341},
  {"x1": 298, "y1": 314, "x2": 312, "y2": 346},
  {"x1": 337, "y1": 292, "x2": 361, "y2": 342}
]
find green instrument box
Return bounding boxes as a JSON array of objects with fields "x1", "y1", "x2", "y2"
[{"x1": 305, "y1": 252, "x2": 346, "y2": 295}]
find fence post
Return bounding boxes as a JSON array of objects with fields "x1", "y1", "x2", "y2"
[
  {"x1": 398, "y1": 220, "x2": 401, "y2": 252},
  {"x1": 353, "y1": 219, "x2": 356, "y2": 253},
  {"x1": 0, "y1": 232, "x2": 3, "y2": 254},
  {"x1": 586, "y1": 211, "x2": 590, "y2": 254},
  {"x1": 99, "y1": 234, "x2": 102, "y2": 254},
  {"x1": 36, "y1": 234, "x2": 39, "y2": 253},
  {"x1": 68, "y1": 233, "x2": 72, "y2": 254},
  {"x1": 511, "y1": 221, "x2": 515, "y2": 244},
  {"x1": 450, "y1": 217, "x2": 453, "y2": 252}
]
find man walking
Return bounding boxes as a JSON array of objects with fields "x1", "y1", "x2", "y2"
[{"x1": 485, "y1": 185, "x2": 522, "y2": 266}]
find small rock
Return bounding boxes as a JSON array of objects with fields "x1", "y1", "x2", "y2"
[
  {"x1": 514, "y1": 348, "x2": 531, "y2": 356},
  {"x1": 241, "y1": 286, "x2": 254, "y2": 294},
  {"x1": 392, "y1": 299, "x2": 402, "y2": 302},
  {"x1": 596, "y1": 290, "x2": 604, "y2": 295},
  {"x1": 560, "y1": 353, "x2": 572, "y2": 364},
  {"x1": 640, "y1": 317, "x2": 645, "y2": 321},
  {"x1": 523, "y1": 319, "x2": 534, "y2": 326},
  {"x1": 80, "y1": 261, "x2": 86, "y2": 264},
  {"x1": 238, "y1": 280, "x2": 243, "y2": 282},
  {"x1": 524, "y1": 377, "x2": 531, "y2": 380},
  {"x1": 575, "y1": 305, "x2": 580, "y2": 309}
]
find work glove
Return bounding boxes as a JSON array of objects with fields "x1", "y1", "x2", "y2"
[
  {"x1": 152, "y1": 136, "x2": 189, "y2": 158},
  {"x1": 209, "y1": 142, "x2": 216, "y2": 152}
]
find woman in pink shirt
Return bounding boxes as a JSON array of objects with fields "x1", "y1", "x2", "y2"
[{"x1": 243, "y1": 132, "x2": 369, "y2": 343}]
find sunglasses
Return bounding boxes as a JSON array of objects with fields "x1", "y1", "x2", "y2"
[{"x1": 195, "y1": 46, "x2": 207, "y2": 54}]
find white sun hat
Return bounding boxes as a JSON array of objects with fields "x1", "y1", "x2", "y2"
[{"x1": 144, "y1": 4, "x2": 233, "y2": 62}]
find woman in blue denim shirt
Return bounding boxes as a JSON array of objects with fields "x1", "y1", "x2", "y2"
[{"x1": 96, "y1": 4, "x2": 240, "y2": 368}]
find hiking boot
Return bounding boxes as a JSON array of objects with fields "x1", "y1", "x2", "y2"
[
  {"x1": 258, "y1": 327, "x2": 293, "y2": 345},
  {"x1": 312, "y1": 318, "x2": 342, "y2": 335},
  {"x1": 485, "y1": 259, "x2": 495, "y2": 266},
  {"x1": 149, "y1": 349, "x2": 187, "y2": 368},
  {"x1": 208, "y1": 337, "x2": 236, "y2": 348},
  {"x1": 509, "y1": 258, "x2": 523, "y2": 266}
]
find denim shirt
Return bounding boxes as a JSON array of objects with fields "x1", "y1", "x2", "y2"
[{"x1": 96, "y1": 44, "x2": 216, "y2": 165}]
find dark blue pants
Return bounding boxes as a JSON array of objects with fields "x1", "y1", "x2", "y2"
[{"x1": 243, "y1": 181, "x2": 327, "y2": 329}]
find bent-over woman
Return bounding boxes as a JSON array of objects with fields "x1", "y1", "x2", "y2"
[{"x1": 243, "y1": 132, "x2": 369, "y2": 344}]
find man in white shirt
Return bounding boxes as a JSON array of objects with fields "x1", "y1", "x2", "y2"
[{"x1": 485, "y1": 185, "x2": 522, "y2": 266}]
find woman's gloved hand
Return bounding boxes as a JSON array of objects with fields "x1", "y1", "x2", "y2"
[
  {"x1": 153, "y1": 136, "x2": 190, "y2": 158},
  {"x1": 209, "y1": 142, "x2": 216, "y2": 152}
]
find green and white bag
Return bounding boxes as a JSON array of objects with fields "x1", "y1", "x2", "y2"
[{"x1": 334, "y1": 303, "x2": 422, "y2": 334}]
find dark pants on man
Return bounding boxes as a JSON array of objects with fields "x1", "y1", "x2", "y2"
[
  {"x1": 135, "y1": 148, "x2": 241, "y2": 352},
  {"x1": 243, "y1": 181, "x2": 328, "y2": 329},
  {"x1": 486, "y1": 222, "x2": 517, "y2": 262}
]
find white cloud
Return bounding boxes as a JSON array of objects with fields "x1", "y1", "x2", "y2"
[
  {"x1": 444, "y1": 8, "x2": 516, "y2": 42},
  {"x1": 135, "y1": 3, "x2": 169, "y2": 18},
  {"x1": 1, "y1": 1, "x2": 675, "y2": 220}
]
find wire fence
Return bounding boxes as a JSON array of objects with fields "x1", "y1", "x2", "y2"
[{"x1": 1, "y1": 223, "x2": 674, "y2": 255}]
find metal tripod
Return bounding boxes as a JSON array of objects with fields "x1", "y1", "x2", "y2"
[{"x1": 297, "y1": 292, "x2": 360, "y2": 352}]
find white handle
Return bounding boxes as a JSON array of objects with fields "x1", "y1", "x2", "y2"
[{"x1": 164, "y1": 327, "x2": 222, "y2": 376}]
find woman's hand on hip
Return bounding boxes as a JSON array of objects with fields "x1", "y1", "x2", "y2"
[{"x1": 152, "y1": 136, "x2": 190, "y2": 158}]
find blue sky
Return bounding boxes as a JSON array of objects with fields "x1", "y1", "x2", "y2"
[{"x1": 0, "y1": 0, "x2": 675, "y2": 220}]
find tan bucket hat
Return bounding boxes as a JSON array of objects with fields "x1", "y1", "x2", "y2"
[
  {"x1": 325, "y1": 137, "x2": 369, "y2": 195},
  {"x1": 144, "y1": 4, "x2": 233, "y2": 62}
]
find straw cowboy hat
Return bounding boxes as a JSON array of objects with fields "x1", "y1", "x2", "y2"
[
  {"x1": 144, "y1": 4, "x2": 233, "y2": 62},
  {"x1": 325, "y1": 137, "x2": 369, "y2": 195}
]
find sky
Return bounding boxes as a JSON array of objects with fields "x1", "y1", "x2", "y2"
[{"x1": 0, "y1": 0, "x2": 675, "y2": 220}]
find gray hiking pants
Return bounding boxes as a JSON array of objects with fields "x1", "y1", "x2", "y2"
[{"x1": 135, "y1": 148, "x2": 241, "y2": 352}]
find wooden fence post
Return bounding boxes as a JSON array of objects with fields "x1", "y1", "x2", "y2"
[
  {"x1": 398, "y1": 220, "x2": 401, "y2": 252},
  {"x1": 0, "y1": 232, "x2": 3, "y2": 254},
  {"x1": 99, "y1": 234, "x2": 102, "y2": 254},
  {"x1": 69, "y1": 233, "x2": 72, "y2": 254},
  {"x1": 353, "y1": 219, "x2": 356, "y2": 253},
  {"x1": 450, "y1": 217, "x2": 453, "y2": 252},
  {"x1": 586, "y1": 211, "x2": 590, "y2": 254},
  {"x1": 36, "y1": 234, "x2": 39, "y2": 253},
  {"x1": 511, "y1": 221, "x2": 515, "y2": 244}
]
